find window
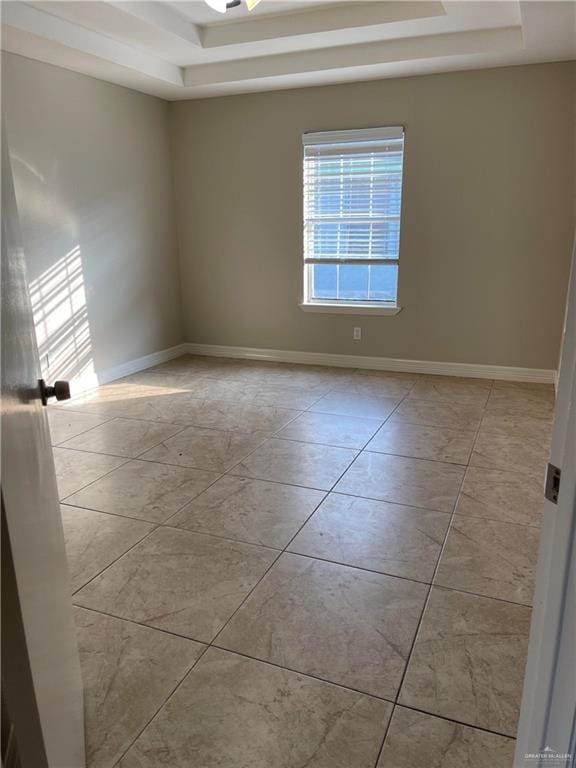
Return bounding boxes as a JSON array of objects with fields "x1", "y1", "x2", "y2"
[{"x1": 302, "y1": 126, "x2": 405, "y2": 313}]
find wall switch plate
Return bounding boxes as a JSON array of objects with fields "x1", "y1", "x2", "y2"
[{"x1": 353, "y1": 327, "x2": 362, "y2": 340}]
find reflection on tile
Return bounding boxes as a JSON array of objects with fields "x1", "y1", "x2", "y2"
[
  {"x1": 217, "y1": 553, "x2": 427, "y2": 698},
  {"x1": 56, "y1": 381, "x2": 184, "y2": 415},
  {"x1": 456, "y1": 466, "x2": 543, "y2": 527},
  {"x1": 492, "y1": 380, "x2": 554, "y2": 395},
  {"x1": 367, "y1": 422, "x2": 475, "y2": 464},
  {"x1": 61, "y1": 418, "x2": 183, "y2": 458},
  {"x1": 145, "y1": 354, "x2": 218, "y2": 374},
  {"x1": 232, "y1": 438, "x2": 357, "y2": 491},
  {"x1": 56, "y1": 391, "x2": 198, "y2": 424},
  {"x1": 352, "y1": 370, "x2": 418, "y2": 385},
  {"x1": 176, "y1": 400, "x2": 300, "y2": 435},
  {"x1": 65, "y1": 460, "x2": 220, "y2": 523},
  {"x1": 75, "y1": 527, "x2": 276, "y2": 642},
  {"x1": 238, "y1": 383, "x2": 329, "y2": 410},
  {"x1": 277, "y1": 411, "x2": 382, "y2": 449},
  {"x1": 140, "y1": 427, "x2": 267, "y2": 472},
  {"x1": 289, "y1": 493, "x2": 449, "y2": 582},
  {"x1": 99, "y1": 393, "x2": 301, "y2": 433},
  {"x1": 309, "y1": 391, "x2": 401, "y2": 420},
  {"x1": 334, "y1": 375, "x2": 414, "y2": 399},
  {"x1": 377, "y1": 707, "x2": 515, "y2": 768},
  {"x1": 119, "y1": 648, "x2": 392, "y2": 768},
  {"x1": 61, "y1": 505, "x2": 153, "y2": 592},
  {"x1": 410, "y1": 376, "x2": 491, "y2": 404},
  {"x1": 119, "y1": 371, "x2": 206, "y2": 391},
  {"x1": 53, "y1": 448, "x2": 127, "y2": 499},
  {"x1": 399, "y1": 587, "x2": 531, "y2": 735},
  {"x1": 392, "y1": 399, "x2": 484, "y2": 430},
  {"x1": 169, "y1": 476, "x2": 324, "y2": 548},
  {"x1": 335, "y1": 452, "x2": 464, "y2": 512},
  {"x1": 435, "y1": 517, "x2": 539, "y2": 604},
  {"x1": 254, "y1": 365, "x2": 354, "y2": 386},
  {"x1": 47, "y1": 409, "x2": 109, "y2": 445},
  {"x1": 488, "y1": 382, "x2": 555, "y2": 412},
  {"x1": 75, "y1": 607, "x2": 204, "y2": 768},
  {"x1": 183, "y1": 380, "x2": 327, "y2": 410},
  {"x1": 470, "y1": 429, "x2": 550, "y2": 475},
  {"x1": 480, "y1": 411, "x2": 553, "y2": 441}
]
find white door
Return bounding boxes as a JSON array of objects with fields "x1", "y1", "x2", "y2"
[
  {"x1": 514, "y1": 236, "x2": 576, "y2": 768},
  {"x1": 1, "y1": 132, "x2": 85, "y2": 766}
]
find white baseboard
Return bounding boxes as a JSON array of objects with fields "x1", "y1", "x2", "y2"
[
  {"x1": 67, "y1": 340, "x2": 556, "y2": 392},
  {"x1": 184, "y1": 342, "x2": 556, "y2": 384},
  {"x1": 68, "y1": 343, "x2": 189, "y2": 395}
]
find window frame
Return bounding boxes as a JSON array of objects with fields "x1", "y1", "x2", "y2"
[{"x1": 300, "y1": 126, "x2": 405, "y2": 315}]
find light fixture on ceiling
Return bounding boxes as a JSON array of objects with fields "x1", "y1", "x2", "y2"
[{"x1": 204, "y1": 0, "x2": 263, "y2": 13}]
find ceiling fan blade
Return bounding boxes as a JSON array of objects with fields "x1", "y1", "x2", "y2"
[
  {"x1": 204, "y1": 0, "x2": 228, "y2": 13},
  {"x1": 245, "y1": 0, "x2": 263, "y2": 10}
]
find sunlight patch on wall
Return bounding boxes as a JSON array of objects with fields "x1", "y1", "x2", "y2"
[{"x1": 29, "y1": 245, "x2": 97, "y2": 390}]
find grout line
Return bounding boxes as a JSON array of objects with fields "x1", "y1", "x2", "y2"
[
  {"x1": 160, "y1": 521, "x2": 285, "y2": 552},
  {"x1": 99, "y1": 438, "x2": 331, "y2": 765},
  {"x1": 55, "y1": 449, "x2": 133, "y2": 499},
  {"x1": 72, "y1": 603, "x2": 208, "y2": 644},
  {"x1": 61, "y1": 464, "x2": 226, "y2": 527},
  {"x1": 389, "y1": 379, "x2": 494, "y2": 717},
  {"x1": 50, "y1": 413, "x2": 117, "y2": 446},
  {"x1": 62, "y1": 499, "x2": 169, "y2": 527},
  {"x1": 327, "y1": 483, "x2": 458, "y2": 516},
  {"x1": 65, "y1": 500, "x2": 536, "y2": 609},
  {"x1": 59, "y1": 401, "x2": 307, "y2": 429},
  {"x1": 207, "y1": 490, "x2": 329, "y2": 648},
  {"x1": 71, "y1": 521, "x2": 162, "y2": 597},
  {"x1": 75, "y1": 601, "x2": 520, "y2": 752},
  {"x1": 58, "y1": 419, "x2": 191, "y2": 461},
  {"x1": 372, "y1": 702, "x2": 397, "y2": 768},
  {"x1": 109, "y1": 644, "x2": 210, "y2": 768},
  {"x1": 208, "y1": 644, "x2": 396, "y2": 703},
  {"x1": 393, "y1": 702, "x2": 518, "y2": 740}
]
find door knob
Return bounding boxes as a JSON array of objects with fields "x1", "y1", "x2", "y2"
[{"x1": 39, "y1": 379, "x2": 71, "y2": 406}]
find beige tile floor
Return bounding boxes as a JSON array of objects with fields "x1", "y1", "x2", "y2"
[{"x1": 50, "y1": 356, "x2": 554, "y2": 767}]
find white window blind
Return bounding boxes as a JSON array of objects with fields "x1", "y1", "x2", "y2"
[{"x1": 302, "y1": 126, "x2": 405, "y2": 306}]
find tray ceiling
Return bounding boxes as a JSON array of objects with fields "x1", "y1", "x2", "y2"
[{"x1": 1, "y1": 1, "x2": 574, "y2": 99}]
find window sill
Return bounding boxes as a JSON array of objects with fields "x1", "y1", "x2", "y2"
[{"x1": 299, "y1": 303, "x2": 402, "y2": 316}]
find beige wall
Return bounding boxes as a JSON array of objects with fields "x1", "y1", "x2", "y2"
[
  {"x1": 170, "y1": 62, "x2": 575, "y2": 370},
  {"x1": 2, "y1": 53, "x2": 183, "y2": 385}
]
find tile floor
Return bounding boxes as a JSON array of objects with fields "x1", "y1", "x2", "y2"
[{"x1": 50, "y1": 356, "x2": 554, "y2": 767}]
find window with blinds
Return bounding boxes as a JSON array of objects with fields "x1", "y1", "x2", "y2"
[{"x1": 302, "y1": 126, "x2": 405, "y2": 307}]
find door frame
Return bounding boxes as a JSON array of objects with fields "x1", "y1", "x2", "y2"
[{"x1": 514, "y1": 235, "x2": 576, "y2": 767}]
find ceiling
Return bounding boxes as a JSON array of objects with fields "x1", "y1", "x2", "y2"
[{"x1": 1, "y1": 1, "x2": 575, "y2": 99}]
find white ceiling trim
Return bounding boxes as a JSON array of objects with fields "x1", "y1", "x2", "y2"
[
  {"x1": 2, "y1": 2, "x2": 185, "y2": 85},
  {"x1": 201, "y1": 1, "x2": 446, "y2": 48},
  {"x1": 110, "y1": 1, "x2": 202, "y2": 47},
  {"x1": 1, "y1": 1, "x2": 574, "y2": 100},
  {"x1": 184, "y1": 26, "x2": 524, "y2": 86}
]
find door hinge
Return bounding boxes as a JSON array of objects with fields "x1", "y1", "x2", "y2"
[{"x1": 545, "y1": 463, "x2": 561, "y2": 504}]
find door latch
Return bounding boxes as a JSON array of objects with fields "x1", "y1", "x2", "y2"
[
  {"x1": 38, "y1": 379, "x2": 71, "y2": 406},
  {"x1": 544, "y1": 463, "x2": 561, "y2": 504}
]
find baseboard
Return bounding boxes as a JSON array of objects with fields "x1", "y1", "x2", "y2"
[
  {"x1": 97, "y1": 343, "x2": 190, "y2": 384},
  {"x1": 184, "y1": 342, "x2": 556, "y2": 384},
  {"x1": 66, "y1": 340, "x2": 555, "y2": 393},
  {"x1": 68, "y1": 343, "x2": 189, "y2": 395}
]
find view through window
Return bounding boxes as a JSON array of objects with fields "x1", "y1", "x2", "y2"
[{"x1": 302, "y1": 126, "x2": 405, "y2": 307}]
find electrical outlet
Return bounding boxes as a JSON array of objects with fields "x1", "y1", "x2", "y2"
[{"x1": 353, "y1": 327, "x2": 362, "y2": 341}]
